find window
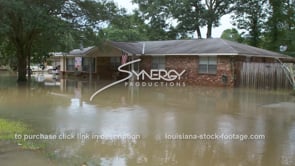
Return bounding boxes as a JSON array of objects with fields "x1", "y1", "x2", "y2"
[
  {"x1": 66, "y1": 58, "x2": 75, "y2": 71},
  {"x1": 110, "y1": 57, "x2": 120, "y2": 69},
  {"x1": 82, "y1": 57, "x2": 95, "y2": 72},
  {"x1": 199, "y1": 56, "x2": 217, "y2": 74},
  {"x1": 152, "y1": 56, "x2": 165, "y2": 69}
]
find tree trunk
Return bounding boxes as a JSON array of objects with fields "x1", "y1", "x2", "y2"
[
  {"x1": 196, "y1": 26, "x2": 202, "y2": 39},
  {"x1": 27, "y1": 54, "x2": 31, "y2": 83},
  {"x1": 16, "y1": 48, "x2": 27, "y2": 82},
  {"x1": 206, "y1": 22, "x2": 212, "y2": 38},
  {"x1": 250, "y1": 16, "x2": 259, "y2": 47},
  {"x1": 26, "y1": 47, "x2": 32, "y2": 83}
]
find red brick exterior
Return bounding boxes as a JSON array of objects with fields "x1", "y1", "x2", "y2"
[
  {"x1": 93, "y1": 55, "x2": 284, "y2": 88},
  {"x1": 139, "y1": 56, "x2": 152, "y2": 72},
  {"x1": 139, "y1": 55, "x2": 235, "y2": 87}
]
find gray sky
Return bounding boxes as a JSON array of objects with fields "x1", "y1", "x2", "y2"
[{"x1": 112, "y1": 0, "x2": 234, "y2": 38}]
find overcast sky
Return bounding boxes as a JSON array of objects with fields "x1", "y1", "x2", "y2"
[{"x1": 112, "y1": 0, "x2": 234, "y2": 38}]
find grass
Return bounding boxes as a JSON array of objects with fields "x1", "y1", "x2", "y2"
[{"x1": 0, "y1": 118, "x2": 46, "y2": 150}]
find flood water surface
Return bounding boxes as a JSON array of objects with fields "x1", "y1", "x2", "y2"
[{"x1": 0, "y1": 73, "x2": 295, "y2": 166}]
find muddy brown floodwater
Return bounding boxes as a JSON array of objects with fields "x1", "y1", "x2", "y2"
[{"x1": 0, "y1": 72, "x2": 295, "y2": 166}]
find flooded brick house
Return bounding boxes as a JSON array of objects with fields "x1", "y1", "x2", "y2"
[{"x1": 52, "y1": 38, "x2": 295, "y2": 89}]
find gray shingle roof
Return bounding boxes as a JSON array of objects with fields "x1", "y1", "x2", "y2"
[
  {"x1": 51, "y1": 46, "x2": 100, "y2": 57},
  {"x1": 68, "y1": 46, "x2": 97, "y2": 56},
  {"x1": 110, "y1": 38, "x2": 293, "y2": 59}
]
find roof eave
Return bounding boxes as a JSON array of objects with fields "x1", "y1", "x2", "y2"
[
  {"x1": 135, "y1": 53, "x2": 293, "y2": 59},
  {"x1": 137, "y1": 53, "x2": 240, "y2": 56},
  {"x1": 109, "y1": 42, "x2": 138, "y2": 55}
]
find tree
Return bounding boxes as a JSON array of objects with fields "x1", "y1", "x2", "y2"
[
  {"x1": 133, "y1": 0, "x2": 234, "y2": 39},
  {"x1": 262, "y1": 0, "x2": 295, "y2": 54},
  {"x1": 0, "y1": 0, "x2": 118, "y2": 83},
  {"x1": 102, "y1": 10, "x2": 149, "y2": 41},
  {"x1": 232, "y1": 0, "x2": 268, "y2": 47},
  {"x1": 221, "y1": 28, "x2": 243, "y2": 42},
  {"x1": 68, "y1": 0, "x2": 118, "y2": 30},
  {"x1": 132, "y1": 0, "x2": 180, "y2": 40},
  {"x1": 0, "y1": 37, "x2": 17, "y2": 69},
  {"x1": 0, "y1": 0, "x2": 56, "y2": 81},
  {"x1": 203, "y1": 0, "x2": 234, "y2": 38},
  {"x1": 267, "y1": 0, "x2": 285, "y2": 47},
  {"x1": 170, "y1": 0, "x2": 205, "y2": 38}
]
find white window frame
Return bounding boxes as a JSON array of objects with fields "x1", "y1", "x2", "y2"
[
  {"x1": 152, "y1": 56, "x2": 166, "y2": 69},
  {"x1": 82, "y1": 57, "x2": 96, "y2": 73},
  {"x1": 198, "y1": 56, "x2": 217, "y2": 74},
  {"x1": 66, "y1": 58, "x2": 75, "y2": 71}
]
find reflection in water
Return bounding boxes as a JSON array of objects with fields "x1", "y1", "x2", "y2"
[{"x1": 0, "y1": 73, "x2": 295, "y2": 165}]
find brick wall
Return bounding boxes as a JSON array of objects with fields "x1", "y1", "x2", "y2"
[
  {"x1": 140, "y1": 56, "x2": 152, "y2": 71},
  {"x1": 139, "y1": 55, "x2": 235, "y2": 87}
]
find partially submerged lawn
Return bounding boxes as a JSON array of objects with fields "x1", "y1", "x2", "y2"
[{"x1": 0, "y1": 118, "x2": 45, "y2": 150}]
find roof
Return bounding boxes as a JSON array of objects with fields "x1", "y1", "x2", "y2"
[
  {"x1": 68, "y1": 46, "x2": 97, "y2": 56},
  {"x1": 110, "y1": 38, "x2": 293, "y2": 59},
  {"x1": 50, "y1": 46, "x2": 98, "y2": 58},
  {"x1": 48, "y1": 52, "x2": 66, "y2": 57}
]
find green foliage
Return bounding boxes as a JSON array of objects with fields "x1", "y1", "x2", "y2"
[
  {"x1": 0, "y1": 0, "x2": 119, "y2": 82},
  {"x1": 132, "y1": 0, "x2": 293, "y2": 49},
  {"x1": 102, "y1": 11, "x2": 148, "y2": 41},
  {"x1": 170, "y1": 0, "x2": 205, "y2": 38},
  {"x1": 0, "y1": 0, "x2": 67, "y2": 81},
  {"x1": 103, "y1": 28, "x2": 143, "y2": 42},
  {"x1": 132, "y1": 0, "x2": 178, "y2": 40},
  {"x1": 221, "y1": 28, "x2": 243, "y2": 42},
  {"x1": 229, "y1": 0, "x2": 295, "y2": 52},
  {"x1": 262, "y1": 0, "x2": 295, "y2": 53},
  {"x1": 0, "y1": 119, "x2": 30, "y2": 140},
  {"x1": 202, "y1": 0, "x2": 234, "y2": 38},
  {"x1": 0, "y1": 0, "x2": 293, "y2": 76},
  {"x1": 232, "y1": 0, "x2": 268, "y2": 47},
  {"x1": 133, "y1": 0, "x2": 234, "y2": 39},
  {"x1": 0, "y1": 118, "x2": 44, "y2": 150},
  {"x1": 0, "y1": 38, "x2": 17, "y2": 69},
  {"x1": 70, "y1": 0, "x2": 118, "y2": 30}
]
